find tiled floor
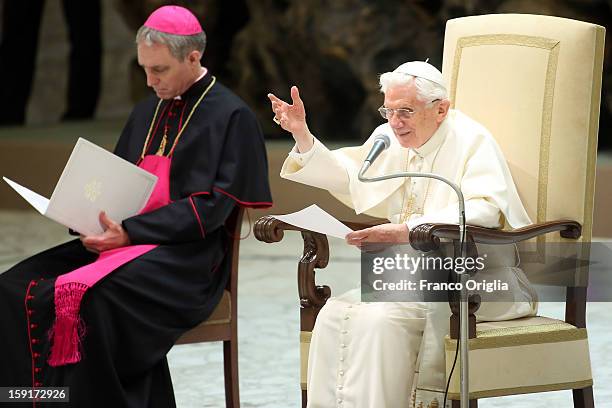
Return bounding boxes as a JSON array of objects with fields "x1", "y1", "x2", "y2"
[{"x1": 0, "y1": 210, "x2": 610, "y2": 407}]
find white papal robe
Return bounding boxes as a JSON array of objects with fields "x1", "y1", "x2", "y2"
[{"x1": 280, "y1": 110, "x2": 538, "y2": 408}]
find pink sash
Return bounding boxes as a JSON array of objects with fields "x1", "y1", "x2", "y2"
[{"x1": 48, "y1": 155, "x2": 171, "y2": 366}]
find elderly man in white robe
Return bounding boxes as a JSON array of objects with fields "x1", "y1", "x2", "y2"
[{"x1": 267, "y1": 61, "x2": 538, "y2": 408}]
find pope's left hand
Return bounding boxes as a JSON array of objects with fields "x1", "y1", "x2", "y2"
[
  {"x1": 346, "y1": 223, "x2": 410, "y2": 247},
  {"x1": 81, "y1": 211, "x2": 131, "y2": 253}
]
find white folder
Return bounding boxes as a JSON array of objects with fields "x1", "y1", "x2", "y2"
[{"x1": 3, "y1": 138, "x2": 158, "y2": 236}]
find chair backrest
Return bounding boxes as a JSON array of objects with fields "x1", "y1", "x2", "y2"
[{"x1": 441, "y1": 14, "x2": 604, "y2": 245}]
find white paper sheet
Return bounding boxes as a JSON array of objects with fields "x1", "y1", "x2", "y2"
[
  {"x1": 271, "y1": 204, "x2": 353, "y2": 239},
  {"x1": 3, "y1": 177, "x2": 49, "y2": 215}
]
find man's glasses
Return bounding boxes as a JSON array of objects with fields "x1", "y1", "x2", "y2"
[{"x1": 378, "y1": 99, "x2": 440, "y2": 121}]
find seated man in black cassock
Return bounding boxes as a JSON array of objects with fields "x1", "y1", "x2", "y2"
[{"x1": 0, "y1": 5, "x2": 271, "y2": 407}]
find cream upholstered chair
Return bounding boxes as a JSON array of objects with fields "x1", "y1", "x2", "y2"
[
  {"x1": 254, "y1": 13, "x2": 604, "y2": 408},
  {"x1": 431, "y1": 14, "x2": 604, "y2": 407},
  {"x1": 174, "y1": 207, "x2": 243, "y2": 408}
]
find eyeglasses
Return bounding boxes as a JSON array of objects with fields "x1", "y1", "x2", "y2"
[{"x1": 378, "y1": 99, "x2": 441, "y2": 120}]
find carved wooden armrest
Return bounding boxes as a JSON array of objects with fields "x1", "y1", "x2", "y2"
[
  {"x1": 254, "y1": 215, "x2": 330, "y2": 310},
  {"x1": 409, "y1": 220, "x2": 582, "y2": 251},
  {"x1": 410, "y1": 219, "x2": 585, "y2": 334}
]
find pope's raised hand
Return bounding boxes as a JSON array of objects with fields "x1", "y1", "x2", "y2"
[{"x1": 267, "y1": 86, "x2": 314, "y2": 153}]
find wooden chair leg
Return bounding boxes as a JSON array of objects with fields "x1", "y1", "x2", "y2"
[
  {"x1": 573, "y1": 386, "x2": 594, "y2": 408},
  {"x1": 302, "y1": 390, "x2": 307, "y2": 408},
  {"x1": 452, "y1": 399, "x2": 478, "y2": 408},
  {"x1": 223, "y1": 338, "x2": 240, "y2": 408}
]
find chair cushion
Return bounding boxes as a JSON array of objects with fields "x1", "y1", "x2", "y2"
[
  {"x1": 174, "y1": 291, "x2": 232, "y2": 345},
  {"x1": 201, "y1": 290, "x2": 231, "y2": 325},
  {"x1": 300, "y1": 331, "x2": 312, "y2": 390},
  {"x1": 445, "y1": 316, "x2": 592, "y2": 399}
]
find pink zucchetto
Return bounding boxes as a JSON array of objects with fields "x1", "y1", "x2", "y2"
[{"x1": 144, "y1": 5, "x2": 203, "y2": 35}]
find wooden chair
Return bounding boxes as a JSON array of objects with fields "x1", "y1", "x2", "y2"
[
  {"x1": 174, "y1": 207, "x2": 244, "y2": 408},
  {"x1": 254, "y1": 14, "x2": 604, "y2": 408}
]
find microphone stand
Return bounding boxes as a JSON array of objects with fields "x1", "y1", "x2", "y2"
[{"x1": 358, "y1": 165, "x2": 470, "y2": 408}]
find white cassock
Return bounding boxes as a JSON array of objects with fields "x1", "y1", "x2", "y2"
[{"x1": 280, "y1": 110, "x2": 539, "y2": 408}]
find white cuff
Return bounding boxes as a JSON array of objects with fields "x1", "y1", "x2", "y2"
[
  {"x1": 287, "y1": 136, "x2": 319, "y2": 167},
  {"x1": 405, "y1": 213, "x2": 425, "y2": 231}
]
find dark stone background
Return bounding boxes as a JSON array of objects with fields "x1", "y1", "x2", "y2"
[
  {"x1": 2, "y1": 0, "x2": 610, "y2": 149},
  {"x1": 117, "y1": 0, "x2": 611, "y2": 149}
]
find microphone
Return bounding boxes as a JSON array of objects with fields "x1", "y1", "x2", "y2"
[{"x1": 360, "y1": 134, "x2": 391, "y2": 176}]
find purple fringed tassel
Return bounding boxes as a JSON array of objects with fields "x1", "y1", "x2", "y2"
[{"x1": 48, "y1": 282, "x2": 88, "y2": 367}]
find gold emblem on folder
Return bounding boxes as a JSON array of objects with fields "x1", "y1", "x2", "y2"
[{"x1": 84, "y1": 180, "x2": 102, "y2": 202}]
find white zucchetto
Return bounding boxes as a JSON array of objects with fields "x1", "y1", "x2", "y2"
[{"x1": 393, "y1": 61, "x2": 447, "y2": 90}]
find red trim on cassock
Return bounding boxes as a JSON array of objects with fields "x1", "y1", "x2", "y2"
[
  {"x1": 24, "y1": 281, "x2": 36, "y2": 391},
  {"x1": 24, "y1": 279, "x2": 44, "y2": 408},
  {"x1": 189, "y1": 196, "x2": 206, "y2": 238},
  {"x1": 186, "y1": 188, "x2": 271, "y2": 238},
  {"x1": 189, "y1": 191, "x2": 211, "y2": 198},
  {"x1": 213, "y1": 187, "x2": 273, "y2": 208}
]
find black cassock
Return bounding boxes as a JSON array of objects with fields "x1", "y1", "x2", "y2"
[{"x1": 0, "y1": 72, "x2": 272, "y2": 407}]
